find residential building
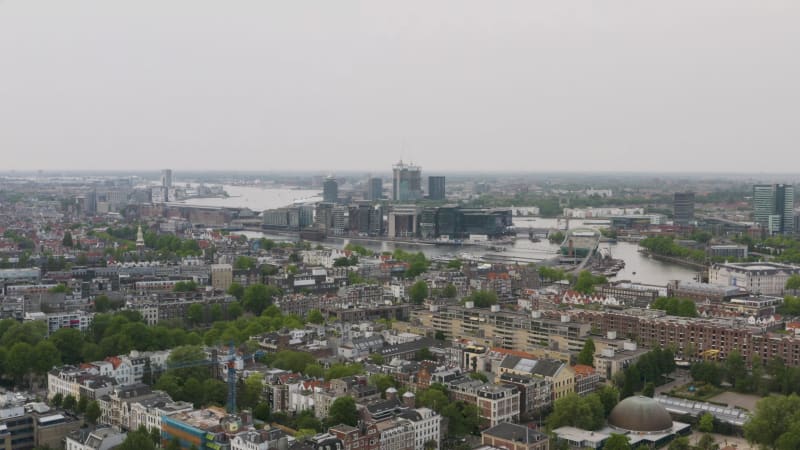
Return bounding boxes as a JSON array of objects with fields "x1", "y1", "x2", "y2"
[
  {"x1": 65, "y1": 427, "x2": 126, "y2": 450},
  {"x1": 482, "y1": 422, "x2": 549, "y2": 450},
  {"x1": 211, "y1": 264, "x2": 233, "y2": 292}
]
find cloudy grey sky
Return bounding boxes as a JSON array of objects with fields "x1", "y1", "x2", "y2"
[{"x1": 1, "y1": 1, "x2": 798, "y2": 173}]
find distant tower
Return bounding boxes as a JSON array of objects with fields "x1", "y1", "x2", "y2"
[
  {"x1": 323, "y1": 176, "x2": 338, "y2": 204},
  {"x1": 392, "y1": 160, "x2": 422, "y2": 202},
  {"x1": 673, "y1": 192, "x2": 695, "y2": 226},
  {"x1": 754, "y1": 184, "x2": 794, "y2": 235},
  {"x1": 161, "y1": 169, "x2": 173, "y2": 202},
  {"x1": 136, "y1": 225, "x2": 145, "y2": 251},
  {"x1": 428, "y1": 176, "x2": 446, "y2": 201},
  {"x1": 367, "y1": 177, "x2": 383, "y2": 201}
]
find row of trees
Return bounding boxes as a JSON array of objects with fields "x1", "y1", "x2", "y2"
[
  {"x1": 691, "y1": 352, "x2": 800, "y2": 396},
  {"x1": 614, "y1": 347, "x2": 676, "y2": 398},
  {"x1": 650, "y1": 297, "x2": 698, "y2": 317},
  {"x1": 639, "y1": 236, "x2": 706, "y2": 263},
  {"x1": 546, "y1": 385, "x2": 619, "y2": 431}
]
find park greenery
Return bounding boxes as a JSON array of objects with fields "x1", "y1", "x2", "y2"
[
  {"x1": 573, "y1": 270, "x2": 607, "y2": 295},
  {"x1": 392, "y1": 249, "x2": 430, "y2": 277},
  {"x1": 613, "y1": 347, "x2": 676, "y2": 398}
]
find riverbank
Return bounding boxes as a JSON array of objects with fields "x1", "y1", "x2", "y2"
[{"x1": 638, "y1": 249, "x2": 707, "y2": 270}]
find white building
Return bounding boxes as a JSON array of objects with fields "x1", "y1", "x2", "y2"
[
  {"x1": 709, "y1": 262, "x2": 800, "y2": 296},
  {"x1": 404, "y1": 405, "x2": 442, "y2": 450},
  {"x1": 65, "y1": 427, "x2": 126, "y2": 450},
  {"x1": 25, "y1": 311, "x2": 94, "y2": 335}
]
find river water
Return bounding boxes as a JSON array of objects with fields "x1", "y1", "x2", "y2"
[{"x1": 204, "y1": 187, "x2": 698, "y2": 285}]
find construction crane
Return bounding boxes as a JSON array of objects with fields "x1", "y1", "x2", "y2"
[{"x1": 165, "y1": 343, "x2": 266, "y2": 414}]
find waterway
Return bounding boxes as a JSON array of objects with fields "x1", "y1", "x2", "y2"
[{"x1": 206, "y1": 187, "x2": 698, "y2": 286}]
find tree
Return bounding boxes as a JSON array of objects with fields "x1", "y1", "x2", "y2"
[
  {"x1": 642, "y1": 382, "x2": 655, "y2": 398},
  {"x1": 415, "y1": 348, "x2": 434, "y2": 361},
  {"x1": 85, "y1": 400, "x2": 101, "y2": 424},
  {"x1": 94, "y1": 295, "x2": 115, "y2": 313},
  {"x1": 254, "y1": 402, "x2": 271, "y2": 422},
  {"x1": 308, "y1": 309, "x2": 324, "y2": 325},
  {"x1": 417, "y1": 385, "x2": 448, "y2": 412},
  {"x1": 442, "y1": 283, "x2": 458, "y2": 298},
  {"x1": 51, "y1": 393, "x2": 63, "y2": 408},
  {"x1": 242, "y1": 283, "x2": 281, "y2": 315},
  {"x1": 744, "y1": 394, "x2": 800, "y2": 449},
  {"x1": 597, "y1": 385, "x2": 619, "y2": 416},
  {"x1": 409, "y1": 281, "x2": 429, "y2": 305},
  {"x1": 603, "y1": 434, "x2": 632, "y2": 450},
  {"x1": 546, "y1": 393, "x2": 605, "y2": 431},
  {"x1": 462, "y1": 290, "x2": 498, "y2": 308},
  {"x1": 32, "y1": 340, "x2": 61, "y2": 376},
  {"x1": 786, "y1": 274, "x2": 800, "y2": 294},
  {"x1": 6, "y1": 342, "x2": 34, "y2": 385},
  {"x1": 667, "y1": 437, "x2": 690, "y2": 450},
  {"x1": 696, "y1": 434, "x2": 719, "y2": 450},
  {"x1": 227, "y1": 282, "x2": 245, "y2": 300},
  {"x1": 697, "y1": 412, "x2": 714, "y2": 433},
  {"x1": 77, "y1": 395, "x2": 88, "y2": 414},
  {"x1": 239, "y1": 373, "x2": 265, "y2": 410},
  {"x1": 62, "y1": 394, "x2": 77, "y2": 412},
  {"x1": 469, "y1": 372, "x2": 489, "y2": 383},
  {"x1": 234, "y1": 256, "x2": 256, "y2": 270},
  {"x1": 187, "y1": 304, "x2": 204, "y2": 326},
  {"x1": 227, "y1": 302, "x2": 244, "y2": 319},
  {"x1": 577, "y1": 338, "x2": 596, "y2": 366},
  {"x1": 62, "y1": 231, "x2": 73, "y2": 247},
  {"x1": 725, "y1": 350, "x2": 748, "y2": 390},
  {"x1": 118, "y1": 427, "x2": 156, "y2": 450},
  {"x1": 573, "y1": 270, "x2": 606, "y2": 295},
  {"x1": 327, "y1": 396, "x2": 358, "y2": 427},
  {"x1": 369, "y1": 353, "x2": 385, "y2": 365},
  {"x1": 370, "y1": 374, "x2": 397, "y2": 397}
]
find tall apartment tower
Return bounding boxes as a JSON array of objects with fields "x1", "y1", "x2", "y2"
[
  {"x1": 754, "y1": 184, "x2": 794, "y2": 235},
  {"x1": 392, "y1": 161, "x2": 422, "y2": 202},
  {"x1": 323, "y1": 176, "x2": 338, "y2": 204},
  {"x1": 160, "y1": 169, "x2": 173, "y2": 202},
  {"x1": 367, "y1": 177, "x2": 383, "y2": 201},
  {"x1": 428, "y1": 176, "x2": 446, "y2": 201},
  {"x1": 673, "y1": 192, "x2": 695, "y2": 226}
]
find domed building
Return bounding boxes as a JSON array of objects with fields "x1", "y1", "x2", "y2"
[
  {"x1": 553, "y1": 395, "x2": 691, "y2": 449},
  {"x1": 608, "y1": 396, "x2": 674, "y2": 433}
]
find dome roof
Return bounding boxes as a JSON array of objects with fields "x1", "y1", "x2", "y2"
[{"x1": 607, "y1": 396, "x2": 673, "y2": 433}]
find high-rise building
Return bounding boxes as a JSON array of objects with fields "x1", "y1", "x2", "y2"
[
  {"x1": 323, "y1": 176, "x2": 338, "y2": 204},
  {"x1": 673, "y1": 192, "x2": 695, "y2": 226},
  {"x1": 161, "y1": 169, "x2": 172, "y2": 188},
  {"x1": 754, "y1": 184, "x2": 794, "y2": 235},
  {"x1": 392, "y1": 161, "x2": 423, "y2": 202},
  {"x1": 367, "y1": 177, "x2": 383, "y2": 200},
  {"x1": 428, "y1": 176, "x2": 446, "y2": 201}
]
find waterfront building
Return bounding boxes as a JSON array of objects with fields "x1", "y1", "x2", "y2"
[
  {"x1": 709, "y1": 261, "x2": 800, "y2": 296},
  {"x1": 427, "y1": 176, "x2": 445, "y2": 201},
  {"x1": 323, "y1": 176, "x2": 339, "y2": 204},
  {"x1": 673, "y1": 192, "x2": 695, "y2": 226},
  {"x1": 392, "y1": 161, "x2": 423, "y2": 202},
  {"x1": 753, "y1": 184, "x2": 794, "y2": 235},
  {"x1": 367, "y1": 177, "x2": 383, "y2": 200}
]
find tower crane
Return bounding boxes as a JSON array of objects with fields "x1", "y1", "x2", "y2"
[{"x1": 165, "y1": 343, "x2": 266, "y2": 414}]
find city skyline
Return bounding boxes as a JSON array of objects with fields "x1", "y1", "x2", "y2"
[{"x1": 2, "y1": 1, "x2": 800, "y2": 172}]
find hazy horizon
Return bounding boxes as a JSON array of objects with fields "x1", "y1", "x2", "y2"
[{"x1": 2, "y1": 1, "x2": 799, "y2": 172}]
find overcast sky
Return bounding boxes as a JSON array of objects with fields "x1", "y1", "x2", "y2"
[{"x1": 1, "y1": 1, "x2": 798, "y2": 173}]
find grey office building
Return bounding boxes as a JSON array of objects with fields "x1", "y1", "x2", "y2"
[
  {"x1": 673, "y1": 192, "x2": 695, "y2": 226},
  {"x1": 754, "y1": 184, "x2": 794, "y2": 235},
  {"x1": 367, "y1": 177, "x2": 383, "y2": 200},
  {"x1": 428, "y1": 176, "x2": 446, "y2": 201},
  {"x1": 323, "y1": 176, "x2": 338, "y2": 204}
]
